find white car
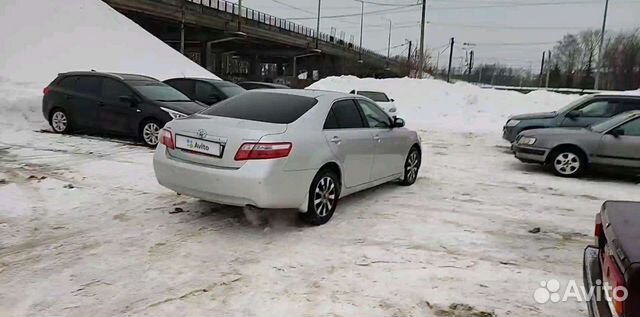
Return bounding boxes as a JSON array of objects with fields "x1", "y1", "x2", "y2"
[
  {"x1": 350, "y1": 90, "x2": 397, "y2": 117},
  {"x1": 153, "y1": 90, "x2": 422, "y2": 225}
]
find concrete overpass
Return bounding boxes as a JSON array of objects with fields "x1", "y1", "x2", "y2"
[{"x1": 103, "y1": 0, "x2": 408, "y2": 86}]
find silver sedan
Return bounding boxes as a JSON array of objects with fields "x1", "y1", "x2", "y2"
[
  {"x1": 153, "y1": 89, "x2": 422, "y2": 225},
  {"x1": 513, "y1": 111, "x2": 640, "y2": 177}
]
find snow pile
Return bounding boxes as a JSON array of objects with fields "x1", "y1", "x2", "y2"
[
  {"x1": 0, "y1": 0, "x2": 217, "y2": 131},
  {"x1": 308, "y1": 76, "x2": 581, "y2": 134}
]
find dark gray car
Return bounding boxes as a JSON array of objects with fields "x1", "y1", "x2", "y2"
[
  {"x1": 513, "y1": 111, "x2": 640, "y2": 177},
  {"x1": 503, "y1": 94, "x2": 640, "y2": 143}
]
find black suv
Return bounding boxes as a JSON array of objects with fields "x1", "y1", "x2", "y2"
[
  {"x1": 43, "y1": 72, "x2": 206, "y2": 146},
  {"x1": 164, "y1": 78, "x2": 246, "y2": 105}
]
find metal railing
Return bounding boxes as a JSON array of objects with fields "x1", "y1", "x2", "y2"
[{"x1": 187, "y1": 0, "x2": 385, "y2": 60}]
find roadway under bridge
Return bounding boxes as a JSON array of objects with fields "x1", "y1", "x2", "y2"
[{"x1": 103, "y1": 0, "x2": 408, "y2": 87}]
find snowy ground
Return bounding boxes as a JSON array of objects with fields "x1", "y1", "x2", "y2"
[{"x1": 1, "y1": 77, "x2": 638, "y2": 316}]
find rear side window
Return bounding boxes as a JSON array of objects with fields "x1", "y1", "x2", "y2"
[
  {"x1": 329, "y1": 99, "x2": 365, "y2": 129},
  {"x1": 167, "y1": 79, "x2": 194, "y2": 97},
  {"x1": 75, "y1": 76, "x2": 102, "y2": 96},
  {"x1": 201, "y1": 91, "x2": 317, "y2": 124},
  {"x1": 195, "y1": 81, "x2": 217, "y2": 100},
  {"x1": 323, "y1": 109, "x2": 339, "y2": 129},
  {"x1": 57, "y1": 76, "x2": 78, "y2": 90},
  {"x1": 102, "y1": 78, "x2": 133, "y2": 101}
]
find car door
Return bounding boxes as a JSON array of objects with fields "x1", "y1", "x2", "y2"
[
  {"x1": 322, "y1": 99, "x2": 375, "y2": 188},
  {"x1": 595, "y1": 118, "x2": 640, "y2": 168},
  {"x1": 194, "y1": 81, "x2": 223, "y2": 105},
  {"x1": 356, "y1": 98, "x2": 404, "y2": 181},
  {"x1": 98, "y1": 78, "x2": 140, "y2": 135},
  {"x1": 560, "y1": 99, "x2": 619, "y2": 128},
  {"x1": 69, "y1": 76, "x2": 102, "y2": 129},
  {"x1": 165, "y1": 79, "x2": 195, "y2": 100}
]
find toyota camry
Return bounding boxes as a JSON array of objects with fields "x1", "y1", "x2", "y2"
[{"x1": 153, "y1": 89, "x2": 422, "y2": 225}]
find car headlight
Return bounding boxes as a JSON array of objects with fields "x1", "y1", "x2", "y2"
[
  {"x1": 506, "y1": 119, "x2": 520, "y2": 127},
  {"x1": 517, "y1": 136, "x2": 537, "y2": 145},
  {"x1": 160, "y1": 107, "x2": 187, "y2": 119}
]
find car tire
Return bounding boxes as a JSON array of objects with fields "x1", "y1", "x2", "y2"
[
  {"x1": 400, "y1": 146, "x2": 421, "y2": 186},
  {"x1": 140, "y1": 119, "x2": 162, "y2": 147},
  {"x1": 49, "y1": 109, "x2": 71, "y2": 133},
  {"x1": 549, "y1": 148, "x2": 586, "y2": 178},
  {"x1": 300, "y1": 169, "x2": 340, "y2": 226}
]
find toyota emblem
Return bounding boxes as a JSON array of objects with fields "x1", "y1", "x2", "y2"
[{"x1": 197, "y1": 129, "x2": 207, "y2": 138}]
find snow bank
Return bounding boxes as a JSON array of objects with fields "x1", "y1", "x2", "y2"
[
  {"x1": 0, "y1": 0, "x2": 219, "y2": 132},
  {"x1": 308, "y1": 76, "x2": 581, "y2": 134}
]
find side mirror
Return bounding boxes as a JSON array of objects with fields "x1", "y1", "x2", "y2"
[
  {"x1": 566, "y1": 110, "x2": 581, "y2": 119},
  {"x1": 119, "y1": 95, "x2": 138, "y2": 107},
  {"x1": 609, "y1": 129, "x2": 625, "y2": 138},
  {"x1": 390, "y1": 98, "x2": 395, "y2": 102},
  {"x1": 393, "y1": 117, "x2": 405, "y2": 128}
]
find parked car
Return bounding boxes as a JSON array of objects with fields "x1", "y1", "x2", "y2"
[
  {"x1": 503, "y1": 94, "x2": 640, "y2": 143},
  {"x1": 237, "y1": 81, "x2": 289, "y2": 90},
  {"x1": 153, "y1": 89, "x2": 421, "y2": 225},
  {"x1": 512, "y1": 111, "x2": 640, "y2": 177},
  {"x1": 584, "y1": 200, "x2": 639, "y2": 317},
  {"x1": 43, "y1": 71, "x2": 206, "y2": 146},
  {"x1": 164, "y1": 78, "x2": 246, "y2": 105},
  {"x1": 349, "y1": 90, "x2": 397, "y2": 117}
]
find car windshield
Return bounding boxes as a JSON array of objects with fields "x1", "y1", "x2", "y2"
[
  {"x1": 590, "y1": 112, "x2": 637, "y2": 133},
  {"x1": 357, "y1": 91, "x2": 390, "y2": 102},
  {"x1": 217, "y1": 84, "x2": 246, "y2": 97},
  {"x1": 129, "y1": 80, "x2": 191, "y2": 102},
  {"x1": 556, "y1": 95, "x2": 592, "y2": 113}
]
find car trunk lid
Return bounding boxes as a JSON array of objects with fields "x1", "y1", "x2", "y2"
[{"x1": 165, "y1": 114, "x2": 287, "y2": 169}]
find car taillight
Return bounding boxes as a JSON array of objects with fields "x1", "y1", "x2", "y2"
[
  {"x1": 595, "y1": 213, "x2": 603, "y2": 246},
  {"x1": 603, "y1": 251, "x2": 627, "y2": 316},
  {"x1": 43, "y1": 87, "x2": 51, "y2": 96},
  {"x1": 160, "y1": 129, "x2": 175, "y2": 149},
  {"x1": 234, "y1": 142, "x2": 292, "y2": 161}
]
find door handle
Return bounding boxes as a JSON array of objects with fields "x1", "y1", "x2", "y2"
[
  {"x1": 373, "y1": 135, "x2": 381, "y2": 142},
  {"x1": 330, "y1": 136, "x2": 342, "y2": 144}
]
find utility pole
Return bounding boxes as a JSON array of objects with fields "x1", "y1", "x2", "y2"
[
  {"x1": 478, "y1": 67, "x2": 483, "y2": 83},
  {"x1": 238, "y1": 0, "x2": 243, "y2": 31},
  {"x1": 180, "y1": 0, "x2": 186, "y2": 54},
  {"x1": 545, "y1": 50, "x2": 552, "y2": 88},
  {"x1": 447, "y1": 37, "x2": 454, "y2": 83},
  {"x1": 594, "y1": 0, "x2": 609, "y2": 90},
  {"x1": 407, "y1": 40, "x2": 412, "y2": 77},
  {"x1": 467, "y1": 50, "x2": 474, "y2": 81},
  {"x1": 358, "y1": 0, "x2": 364, "y2": 62},
  {"x1": 387, "y1": 20, "x2": 392, "y2": 60},
  {"x1": 315, "y1": 0, "x2": 321, "y2": 49},
  {"x1": 417, "y1": 0, "x2": 426, "y2": 78},
  {"x1": 538, "y1": 51, "x2": 546, "y2": 87}
]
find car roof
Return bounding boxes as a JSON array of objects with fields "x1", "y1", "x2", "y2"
[
  {"x1": 593, "y1": 92, "x2": 640, "y2": 99},
  {"x1": 165, "y1": 77, "x2": 240, "y2": 86},
  {"x1": 239, "y1": 81, "x2": 288, "y2": 87},
  {"x1": 249, "y1": 89, "x2": 352, "y2": 99},
  {"x1": 60, "y1": 71, "x2": 158, "y2": 81}
]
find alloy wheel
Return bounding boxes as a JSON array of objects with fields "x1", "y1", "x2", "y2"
[
  {"x1": 554, "y1": 152, "x2": 580, "y2": 175},
  {"x1": 51, "y1": 112, "x2": 67, "y2": 132},
  {"x1": 405, "y1": 151, "x2": 419, "y2": 183},
  {"x1": 143, "y1": 122, "x2": 160, "y2": 146},
  {"x1": 313, "y1": 176, "x2": 336, "y2": 217}
]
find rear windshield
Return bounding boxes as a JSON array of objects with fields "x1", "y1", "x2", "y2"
[
  {"x1": 357, "y1": 91, "x2": 389, "y2": 102},
  {"x1": 128, "y1": 80, "x2": 191, "y2": 102},
  {"x1": 201, "y1": 91, "x2": 317, "y2": 124}
]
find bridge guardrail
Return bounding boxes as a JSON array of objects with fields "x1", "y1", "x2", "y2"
[{"x1": 187, "y1": 0, "x2": 388, "y2": 62}]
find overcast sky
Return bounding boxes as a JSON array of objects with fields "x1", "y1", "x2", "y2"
[{"x1": 227, "y1": 0, "x2": 640, "y2": 71}]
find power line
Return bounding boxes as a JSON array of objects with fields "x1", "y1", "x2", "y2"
[
  {"x1": 428, "y1": 0, "x2": 640, "y2": 10},
  {"x1": 284, "y1": 3, "x2": 419, "y2": 20}
]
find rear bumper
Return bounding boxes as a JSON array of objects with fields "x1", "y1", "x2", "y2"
[
  {"x1": 583, "y1": 246, "x2": 614, "y2": 317},
  {"x1": 513, "y1": 145, "x2": 548, "y2": 163},
  {"x1": 153, "y1": 144, "x2": 316, "y2": 210}
]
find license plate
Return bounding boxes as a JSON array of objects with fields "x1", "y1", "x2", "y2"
[{"x1": 175, "y1": 135, "x2": 222, "y2": 157}]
